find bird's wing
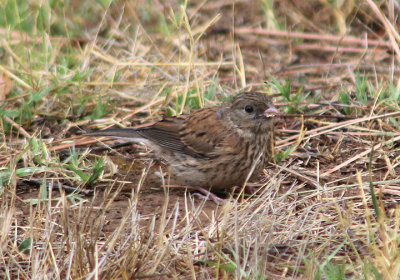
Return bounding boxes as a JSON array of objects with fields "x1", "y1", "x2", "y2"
[
  {"x1": 135, "y1": 116, "x2": 197, "y2": 155},
  {"x1": 89, "y1": 117, "x2": 196, "y2": 155},
  {"x1": 179, "y1": 107, "x2": 240, "y2": 157},
  {"x1": 139, "y1": 110, "x2": 221, "y2": 158},
  {"x1": 89, "y1": 107, "x2": 239, "y2": 158}
]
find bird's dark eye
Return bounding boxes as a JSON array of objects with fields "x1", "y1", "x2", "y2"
[{"x1": 244, "y1": 105, "x2": 254, "y2": 113}]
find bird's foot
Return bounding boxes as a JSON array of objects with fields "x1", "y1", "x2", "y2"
[
  {"x1": 192, "y1": 187, "x2": 227, "y2": 205},
  {"x1": 165, "y1": 184, "x2": 227, "y2": 205}
]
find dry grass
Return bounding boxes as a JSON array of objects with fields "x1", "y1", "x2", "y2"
[{"x1": 1, "y1": 0, "x2": 400, "y2": 279}]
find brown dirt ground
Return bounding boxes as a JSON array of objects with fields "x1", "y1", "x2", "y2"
[
  {"x1": 14, "y1": 147, "x2": 222, "y2": 235},
  {"x1": 13, "y1": 131, "x2": 399, "y2": 234}
]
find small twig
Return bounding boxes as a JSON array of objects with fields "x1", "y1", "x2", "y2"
[
  {"x1": 120, "y1": 97, "x2": 165, "y2": 122},
  {"x1": 234, "y1": 28, "x2": 392, "y2": 47},
  {"x1": 272, "y1": 163, "x2": 321, "y2": 189},
  {"x1": 277, "y1": 113, "x2": 355, "y2": 120},
  {"x1": 321, "y1": 134, "x2": 400, "y2": 178},
  {"x1": 19, "y1": 179, "x2": 93, "y2": 195},
  {"x1": 277, "y1": 111, "x2": 400, "y2": 147},
  {"x1": 3, "y1": 115, "x2": 31, "y2": 138},
  {"x1": 293, "y1": 43, "x2": 385, "y2": 54},
  {"x1": 277, "y1": 129, "x2": 400, "y2": 137},
  {"x1": 0, "y1": 65, "x2": 31, "y2": 90}
]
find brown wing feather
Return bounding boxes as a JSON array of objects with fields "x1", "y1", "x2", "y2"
[
  {"x1": 136, "y1": 107, "x2": 238, "y2": 158},
  {"x1": 180, "y1": 107, "x2": 240, "y2": 157},
  {"x1": 133, "y1": 113, "x2": 217, "y2": 158},
  {"x1": 90, "y1": 107, "x2": 239, "y2": 159},
  {"x1": 136, "y1": 117, "x2": 186, "y2": 152}
]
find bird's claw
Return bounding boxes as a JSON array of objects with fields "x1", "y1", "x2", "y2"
[{"x1": 192, "y1": 187, "x2": 227, "y2": 205}]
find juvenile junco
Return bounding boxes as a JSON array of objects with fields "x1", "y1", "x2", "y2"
[{"x1": 89, "y1": 92, "x2": 279, "y2": 203}]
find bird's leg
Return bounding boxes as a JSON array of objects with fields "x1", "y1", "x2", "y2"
[
  {"x1": 166, "y1": 184, "x2": 227, "y2": 205},
  {"x1": 191, "y1": 187, "x2": 227, "y2": 205}
]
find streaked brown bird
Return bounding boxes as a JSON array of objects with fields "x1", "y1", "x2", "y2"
[{"x1": 89, "y1": 91, "x2": 279, "y2": 203}]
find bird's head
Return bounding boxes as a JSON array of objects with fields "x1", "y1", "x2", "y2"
[{"x1": 218, "y1": 92, "x2": 279, "y2": 136}]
